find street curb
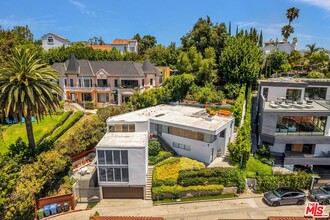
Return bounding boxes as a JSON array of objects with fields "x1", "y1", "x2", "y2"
[{"x1": 153, "y1": 194, "x2": 264, "y2": 206}]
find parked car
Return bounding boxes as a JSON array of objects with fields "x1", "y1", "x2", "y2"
[
  {"x1": 309, "y1": 184, "x2": 330, "y2": 205},
  {"x1": 263, "y1": 187, "x2": 306, "y2": 206}
]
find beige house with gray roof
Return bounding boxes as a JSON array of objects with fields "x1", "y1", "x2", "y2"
[{"x1": 52, "y1": 55, "x2": 162, "y2": 107}]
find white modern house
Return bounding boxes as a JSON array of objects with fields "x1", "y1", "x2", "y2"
[
  {"x1": 105, "y1": 105, "x2": 235, "y2": 164},
  {"x1": 96, "y1": 132, "x2": 148, "y2": 199},
  {"x1": 257, "y1": 78, "x2": 330, "y2": 168},
  {"x1": 263, "y1": 41, "x2": 296, "y2": 56},
  {"x1": 41, "y1": 33, "x2": 70, "y2": 51},
  {"x1": 95, "y1": 104, "x2": 234, "y2": 199}
]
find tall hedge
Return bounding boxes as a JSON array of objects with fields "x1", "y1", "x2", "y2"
[
  {"x1": 228, "y1": 86, "x2": 252, "y2": 168},
  {"x1": 232, "y1": 85, "x2": 246, "y2": 127},
  {"x1": 256, "y1": 172, "x2": 314, "y2": 193}
]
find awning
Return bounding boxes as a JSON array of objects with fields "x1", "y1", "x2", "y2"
[
  {"x1": 122, "y1": 92, "x2": 133, "y2": 95},
  {"x1": 111, "y1": 90, "x2": 117, "y2": 94}
]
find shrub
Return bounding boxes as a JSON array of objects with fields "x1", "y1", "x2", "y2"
[
  {"x1": 149, "y1": 151, "x2": 172, "y2": 165},
  {"x1": 82, "y1": 101, "x2": 95, "y2": 109},
  {"x1": 152, "y1": 184, "x2": 224, "y2": 200},
  {"x1": 224, "y1": 83, "x2": 241, "y2": 99},
  {"x1": 256, "y1": 172, "x2": 314, "y2": 193},
  {"x1": 226, "y1": 99, "x2": 236, "y2": 105},
  {"x1": 306, "y1": 71, "x2": 324, "y2": 79},
  {"x1": 154, "y1": 160, "x2": 179, "y2": 181},
  {"x1": 178, "y1": 167, "x2": 245, "y2": 191},
  {"x1": 178, "y1": 157, "x2": 205, "y2": 171},
  {"x1": 149, "y1": 141, "x2": 162, "y2": 157},
  {"x1": 232, "y1": 85, "x2": 246, "y2": 127},
  {"x1": 46, "y1": 111, "x2": 84, "y2": 144}
]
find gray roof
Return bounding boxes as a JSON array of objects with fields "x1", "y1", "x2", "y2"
[
  {"x1": 65, "y1": 54, "x2": 79, "y2": 75},
  {"x1": 52, "y1": 59, "x2": 156, "y2": 78},
  {"x1": 142, "y1": 57, "x2": 157, "y2": 74}
]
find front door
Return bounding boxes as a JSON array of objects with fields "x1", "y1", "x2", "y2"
[{"x1": 70, "y1": 93, "x2": 76, "y2": 101}]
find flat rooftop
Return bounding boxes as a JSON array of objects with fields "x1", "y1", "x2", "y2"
[
  {"x1": 106, "y1": 104, "x2": 233, "y2": 132},
  {"x1": 258, "y1": 77, "x2": 330, "y2": 85},
  {"x1": 96, "y1": 132, "x2": 148, "y2": 148},
  {"x1": 264, "y1": 100, "x2": 330, "y2": 112}
]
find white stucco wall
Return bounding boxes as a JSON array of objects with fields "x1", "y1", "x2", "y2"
[
  {"x1": 97, "y1": 147, "x2": 147, "y2": 186},
  {"x1": 314, "y1": 144, "x2": 330, "y2": 156},
  {"x1": 162, "y1": 132, "x2": 220, "y2": 164},
  {"x1": 266, "y1": 86, "x2": 304, "y2": 102},
  {"x1": 41, "y1": 34, "x2": 69, "y2": 51},
  {"x1": 135, "y1": 121, "x2": 149, "y2": 132},
  {"x1": 112, "y1": 45, "x2": 127, "y2": 53},
  {"x1": 128, "y1": 41, "x2": 138, "y2": 52}
]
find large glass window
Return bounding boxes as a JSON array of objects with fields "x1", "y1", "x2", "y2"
[
  {"x1": 97, "y1": 79, "x2": 108, "y2": 87},
  {"x1": 286, "y1": 89, "x2": 302, "y2": 101},
  {"x1": 276, "y1": 116, "x2": 326, "y2": 136},
  {"x1": 98, "y1": 93, "x2": 109, "y2": 103},
  {"x1": 108, "y1": 124, "x2": 135, "y2": 132},
  {"x1": 305, "y1": 87, "x2": 327, "y2": 100},
  {"x1": 121, "y1": 80, "x2": 138, "y2": 88},
  {"x1": 98, "y1": 150, "x2": 129, "y2": 182}
]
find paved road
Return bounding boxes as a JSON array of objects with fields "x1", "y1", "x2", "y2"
[{"x1": 52, "y1": 197, "x2": 330, "y2": 220}]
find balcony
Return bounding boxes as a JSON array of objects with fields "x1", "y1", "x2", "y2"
[
  {"x1": 64, "y1": 86, "x2": 111, "y2": 92},
  {"x1": 284, "y1": 151, "x2": 330, "y2": 165}
]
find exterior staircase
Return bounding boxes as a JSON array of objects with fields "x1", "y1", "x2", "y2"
[
  {"x1": 157, "y1": 133, "x2": 177, "y2": 155},
  {"x1": 145, "y1": 166, "x2": 154, "y2": 200},
  {"x1": 271, "y1": 152, "x2": 284, "y2": 166}
]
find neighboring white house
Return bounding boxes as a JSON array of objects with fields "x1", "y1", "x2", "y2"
[
  {"x1": 96, "y1": 132, "x2": 148, "y2": 199},
  {"x1": 110, "y1": 38, "x2": 138, "y2": 53},
  {"x1": 106, "y1": 105, "x2": 235, "y2": 164},
  {"x1": 41, "y1": 33, "x2": 70, "y2": 51},
  {"x1": 263, "y1": 41, "x2": 296, "y2": 56}
]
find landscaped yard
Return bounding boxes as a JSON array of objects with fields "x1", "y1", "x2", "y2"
[
  {"x1": 0, "y1": 112, "x2": 67, "y2": 154},
  {"x1": 56, "y1": 113, "x2": 98, "y2": 143},
  {"x1": 246, "y1": 156, "x2": 272, "y2": 178}
]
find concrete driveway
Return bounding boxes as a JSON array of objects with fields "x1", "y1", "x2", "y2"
[{"x1": 51, "y1": 196, "x2": 330, "y2": 220}]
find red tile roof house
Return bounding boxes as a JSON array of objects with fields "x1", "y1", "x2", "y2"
[{"x1": 111, "y1": 39, "x2": 138, "y2": 53}]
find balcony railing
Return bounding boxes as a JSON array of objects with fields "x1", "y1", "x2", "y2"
[{"x1": 64, "y1": 86, "x2": 111, "y2": 92}]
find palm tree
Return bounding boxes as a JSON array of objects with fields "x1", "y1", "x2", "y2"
[
  {"x1": 282, "y1": 7, "x2": 300, "y2": 42},
  {"x1": 0, "y1": 48, "x2": 62, "y2": 153},
  {"x1": 281, "y1": 25, "x2": 294, "y2": 42},
  {"x1": 305, "y1": 43, "x2": 322, "y2": 57},
  {"x1": 286, "y1": 7, "x2": 300, "y2": 25}
]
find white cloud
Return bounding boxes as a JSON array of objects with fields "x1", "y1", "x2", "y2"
[
  {"x1": 69, "y1": 0, "x2": 96, "y2": 16},
  {"x1": 293, "y1": 0, "x2": 330, "y2": 11}
]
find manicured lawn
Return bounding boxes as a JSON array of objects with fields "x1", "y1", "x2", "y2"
[
  {"x1": 246, "y1": 156, "x2": 272, "y2": 178},
  {"x1": 153, "y1": 193, "x2": 237, "y2": 204},
  {"x1": 56, "y1": 113, "x2": 98, "y2": 143},
  {"x1": 0, "y1": 113, "x2": 66, "y2": 154}
]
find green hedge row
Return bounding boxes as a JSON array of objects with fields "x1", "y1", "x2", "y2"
[
  {"x1": 36, "y1": 111, "x2": 73, "y2": 146},
  {"x1": 256, "y1": 172, "x2": 314, "y2": 193},
  {"x1": 82, "y1": 101, "x2": 95, "y2": 109},
  {"x1": 152, "y1": 184, "x2": 224, "y2": 200},
  {"x1": 228, "y1": 86, "x2": 252, "y2": 168},
  {"x1": 149, "y1": 151, "x2": 172, "y2": 166},
  {"x1": 177, "y1": 167, "x2": 246, "y2": 191},
  {"x1": 232, "y1": 85, "x2": 246, "y2": 127},
  {"x1": 46, "y1": 111, "x2": 84, "y2": 144}
]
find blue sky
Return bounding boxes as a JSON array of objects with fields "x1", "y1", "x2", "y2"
[{"x1": 1, "y1": 0, "x2": 330, "y2": 50}]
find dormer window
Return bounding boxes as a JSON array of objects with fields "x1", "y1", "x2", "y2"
[{"x1": 48, "y1": 36, "x2": 54, "y2": 44}]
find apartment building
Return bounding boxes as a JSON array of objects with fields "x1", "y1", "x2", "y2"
[
  {"x1": 257, "y1": 78, "x2": 330, "y2": 167},
  {"x1": 52, "y1": 55, "x2": 162, "y2": 107}
]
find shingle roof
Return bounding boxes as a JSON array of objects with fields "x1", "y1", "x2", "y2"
[
  {"x1": 65, "y1": 54, "x2": 80, "y2": 75},
  {"x1": 111, "y1": 38, "x2": 137, "y2": 45},
  {"x1": 42, "y1": 33, "x2": 70, "y2": 42},
  {"x1": 52, "y1": 58, "x2": 156, "y2": 78},
  {"x1": 142, "y1": 57, "x2": 157, "y2": 74},
  {"x1": 90, "y1": 216, "x2": 164, "y2": 220}
]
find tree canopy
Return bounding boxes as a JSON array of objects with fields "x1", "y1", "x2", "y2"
[{"x1": 219, "y1": 36, "x2": 262, "y2": 85}]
